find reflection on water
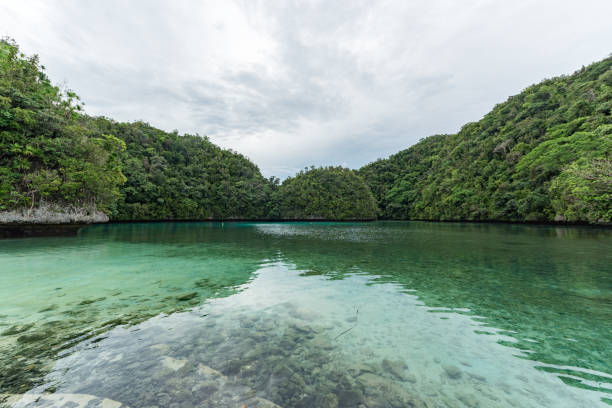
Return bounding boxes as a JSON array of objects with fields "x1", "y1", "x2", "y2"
[{"x1": 0, "y1": 222, "x2": 611, "y2": 407}]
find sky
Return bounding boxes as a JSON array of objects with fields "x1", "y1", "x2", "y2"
[{"x1": 1, "y1": 1, "x2": 611, "y2": 178}]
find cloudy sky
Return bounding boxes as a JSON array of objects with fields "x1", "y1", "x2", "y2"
[{"x1": 1, "y1": 1, "x2": 611, "y2": 178}]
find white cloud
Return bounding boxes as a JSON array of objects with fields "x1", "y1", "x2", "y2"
[{"x1": 1, "y1": 0, "x2": 611, "y2": 178}]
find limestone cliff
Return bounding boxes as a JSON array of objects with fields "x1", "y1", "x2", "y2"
[{"x1": 0, "y1": 203, "x2": 108, "y2": 225}]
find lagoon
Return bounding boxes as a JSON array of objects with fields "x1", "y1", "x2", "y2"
[{"x1": 1, "y1": 222, "x2": 611, "y2": 407}]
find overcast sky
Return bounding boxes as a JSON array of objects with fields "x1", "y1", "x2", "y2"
[{"x1": 1, "y1": 1, "x2": 611, "y2": 178}]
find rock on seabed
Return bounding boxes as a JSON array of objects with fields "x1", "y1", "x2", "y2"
[{"x1": 0, "y1": 393, "x2": 127, "y2": 408}]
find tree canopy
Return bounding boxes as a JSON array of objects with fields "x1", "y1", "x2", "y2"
[
  {"x1": 277, "y1": 166, "x2": 378, "y2": 220},
  {"x1": 86, "y1": 117, "x2": 275, "y2": 220},
  {"x1": 359, "y1": 57, "x2": 612, "y2": 224},
  {"x1": 0, "y1": 39, "x2": 275, "y2": 221},
  {"x1": 1, "y1": 38, "x2": 610, "y2": 224},
  {"x1": 0, "y1": 38, "x2": 125, "y2": 213}
]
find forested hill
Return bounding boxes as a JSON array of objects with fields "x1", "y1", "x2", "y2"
[
  {"x1": 2, "y1": 37, "x2": 610, "y2": 225},
  {"x1": 359, "y1": 57, "x2": 612, "y2": 224},
  {"x1": 86, "y1": 117, "x2": 275, "y2": 220},
  {"x1": 0, "y1": 39, "x2": 275, "y2": 222},
  {"x1": 0, "y1": 38, "x2": 125, "y2": 220},
  {"x1": 275, "y1": 166, "x2": 378, "y2": 220}
]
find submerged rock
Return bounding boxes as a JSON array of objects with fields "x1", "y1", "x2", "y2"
[
  {"x1": 347, "y1": 362, "x2": 376, "y2": 377},
  {"x1": 78, "y1": 297, "x2": 105, "y2": 305},
  {"x1": 38, "y1": 304, "x2": 58, "y2": 313},
  {"x1": 161, "y1": 356, "x2": 187, "y2": 371},
  {"x1": 337, "y1": 389, "x2": 364, "y2": 407},
  {"x1": 356, "y1": 372, "x2": 389, "y2": 390},
  {"x1": 17, "y1": 330, "x2": 51, "y2": 344},
  {"x1": 150, "y1": 343, "x2": 169, "y2": 354},
  {"x1": 456, "y1": 392, "x2": 480, "y2": 408},
  {"x1": 176, "y1": 292, "x2": 197, "y2": 301},
  {"x1": 381, "y1": 358, "x2": 408, "y2": 381},
  {"x1": 318, "y1": 392, "x2": 339, "y2": 408},
  {"x1": 222, "y1": 359, "x2": 244, "y2": 376},
  {"x1": 248, "y1": 397, "x2": 284, "y2": 408},
  {"x1": 1, "y1": 393, "x2": 128, "y2": 408},
  {"x1": 443, "y1": 365, "x2": 462, "y2": 379},
  {"x1": 197, "y1": 363, "x2": 225, "y2": 379},
  {"x1": 1, "y1": 323, "x2": 34, "y2": 336},
  {"x1": 9, "y1": 310, "x2": 432, "y2": 408}
]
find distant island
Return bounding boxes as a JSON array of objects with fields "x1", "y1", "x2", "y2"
[{"x1": 1, "y1": 38, "x2": 610, "y2": 227}]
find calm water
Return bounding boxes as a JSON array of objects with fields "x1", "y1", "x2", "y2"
[{"x1": 1, "y1": 222, "x2": 611, "y2": 408}]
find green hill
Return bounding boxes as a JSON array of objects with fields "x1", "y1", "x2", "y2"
[
  {"x1": 0, "y1": 39, "x2": 125, "y2": 216},
  {"x1": 86, "y1": 117, "x2": 274, "y2": 220},
  {"x1": 276, "y1": 166, "x2": 378, "y2": 220},
  {"x1": 359, "y1": 57, "x2": 612, "y2": 224},
  {"x1": 2, "y1": 38, "x2": 610, "y2": 225},
  {"x1": 0, "y1": 39, "x2": 275, "y2": 222}
]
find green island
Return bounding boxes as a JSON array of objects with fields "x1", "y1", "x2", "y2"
[{"x1": 1, "y1": 38, "x2": 610, "y2": 226}]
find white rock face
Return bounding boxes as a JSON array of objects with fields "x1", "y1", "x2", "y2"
[{"x1": 0, "y1": 203, "x2": 109, "y2": 224}]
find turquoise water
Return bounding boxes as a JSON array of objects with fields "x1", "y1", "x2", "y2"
[{"x1": 1, "y1": 222, "x2": 611, "y2": 407}]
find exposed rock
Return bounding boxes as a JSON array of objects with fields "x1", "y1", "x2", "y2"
[{"x1": 0, "y1": 203, "x2": 109, "y2": 224}]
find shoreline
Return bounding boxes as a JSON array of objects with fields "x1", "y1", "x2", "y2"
[{"x1": 1, "y1": 217, "x2": 609, "y2": 239}]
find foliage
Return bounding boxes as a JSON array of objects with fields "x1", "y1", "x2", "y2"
[
  {"x1": 550, "y1": 158, "x2": 612, "y2": 223},
  {"x1": 0, "y1": 39, "x2": 276, "y2": 220},
  {"x1": 84, "y1": 117, "x2": 276, "y2": 220},
  {"x1": 3, "y1": 38, "x2": 609, "y2": 224},
  {"x1": 277, "y1": 166, "x2": 377, "y2": 220},
  {"x1": 0, "y1": 38, "x2": 125, "y2": 212},
  {"x1": 359, "y1": 57, "x2": 612, "y2": 224}
]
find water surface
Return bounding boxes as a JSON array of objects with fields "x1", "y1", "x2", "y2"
[{"x1": 1, "y1": 222, "x2": 611, "y2": 407}]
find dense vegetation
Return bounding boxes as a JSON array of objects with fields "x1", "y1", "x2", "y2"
[
  {"x1": 1, "y1": 38, "x2": 610, "y2": 224},
  {"x1": 276, "y1": 166, "x2": 377, "y2": 220},
  {"x1": 0, "y1": 40, "x2": 378, "y2": 222},
  {"x1": 0, "y1": 39, "x2": 125, "y2": 213},
  {"x1": 86, "y1": 117, "x2": 275, "y2": 220},
  {"x1": 0, "y1": 39, "x2": 279, "y2": 221},
  {"x1": 359, "y1": 57, "x2": 612, "y2": 224}
]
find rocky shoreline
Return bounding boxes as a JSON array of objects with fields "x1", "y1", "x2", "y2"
[
  {"x1": 0, "y1": 204, "x2": 108, "y2": 238},
  {"x1": 0, "y1": 204, "x2": 109, "y2": 225}
]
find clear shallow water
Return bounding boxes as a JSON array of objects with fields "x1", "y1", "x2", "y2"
[{"x1": 0, "y1": 222, "x2": 611, "y2": 407}]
